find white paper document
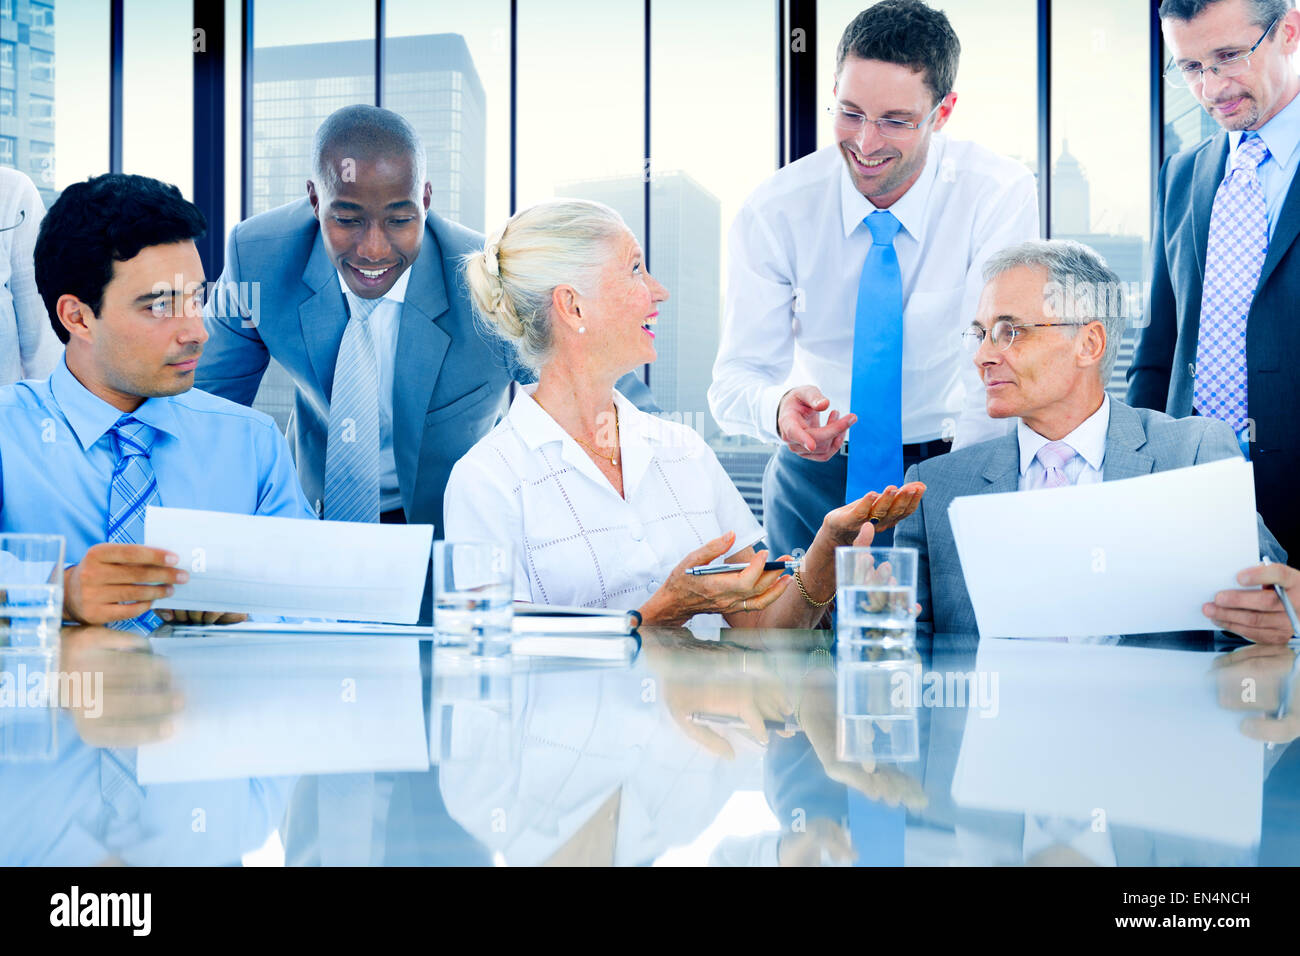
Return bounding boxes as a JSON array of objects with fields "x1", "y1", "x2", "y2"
[
  {"x1": 137, "y1": 636, "x2": 430, "y2": 783},
  {"x1": 948, "y1": 458, "x2": 1262, "y2": 637},
  {"x1": 144, "y1": 506, "x2": 433, "y2": 624},
  {"x1": 950, "y1": 639, "x2": 1263, "y2": 848}
]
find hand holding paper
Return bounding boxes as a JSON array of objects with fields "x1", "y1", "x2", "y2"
[
  {"x1": 144, "y1": 506, "x2": 433, "y2": 624},
  {"x1": 948, "y1": 458, "x2": 1269, "y2": 638}
]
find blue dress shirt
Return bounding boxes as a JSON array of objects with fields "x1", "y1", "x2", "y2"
[
  {"x1": 0, "y1": 358, "x2": 314, "y2": 566},
  {"x1": 1228, "y1": 88, "x2": 1300, "y2": 240}
]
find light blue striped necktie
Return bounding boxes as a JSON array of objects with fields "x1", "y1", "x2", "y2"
[
  {"x1": 106, "y1": 415, "x2": 162, "y2": 634},
  {"x1": 325, "y1": 292, "x2": 383, "y2": 523},
  {"x1": 846, "y1": 211, "x2": 905, "y2": 505}
]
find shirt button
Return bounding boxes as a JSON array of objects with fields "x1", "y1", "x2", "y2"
[{"x1": 629, "y1": 522, "x2": 644, "y2": 542}]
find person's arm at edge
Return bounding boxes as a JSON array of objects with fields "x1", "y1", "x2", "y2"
[
  {"x1": 708, "y1": 201, "x2": 798, "y2": 444},
  {"x1": 194, "y1": 221, "x2": 270, "y2": 406}
]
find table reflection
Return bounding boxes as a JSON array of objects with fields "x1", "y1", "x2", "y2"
[{"x1": 0, "y1": 622, "x2": 1295, "y2": 866}]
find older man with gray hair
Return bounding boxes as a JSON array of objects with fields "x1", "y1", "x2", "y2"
[{"x1": 895, "y1": 238, "x2": 1286, "y2": 637}]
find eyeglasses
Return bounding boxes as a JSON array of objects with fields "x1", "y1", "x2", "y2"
[
  {"x1": 1164, "y1": 17, "x2": 1278, "y2": 87},
  {"x1": 961, "y1": 319, "x2": 1083, "y2": 352},
  {"x1": 827, "y1": 100, "x2": 943, "y2": 140}
]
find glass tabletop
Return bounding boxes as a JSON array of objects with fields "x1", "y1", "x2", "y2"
[{"x1": 2, "y1": 624, "x2": 1295, "y2": 866}]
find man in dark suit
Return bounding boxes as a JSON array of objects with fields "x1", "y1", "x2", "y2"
[
  {"x1": 1128, "y1": 0, "x2": 1300, "y2": 561},
  {"x1": 195, "y1": 105, "x2": 653, "y2": 535}
]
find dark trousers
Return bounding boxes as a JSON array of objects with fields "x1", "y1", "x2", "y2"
[{"x1": 761, "y1": 440, "x2": 949, "y2": 557}]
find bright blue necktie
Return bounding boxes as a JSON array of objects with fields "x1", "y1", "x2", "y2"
[
  {"x1": 846, "y1": 211, "x2": 905, "y2": 505},
  {"x1": 106, "y1": 415, "x2": 162, "y2": 633}
]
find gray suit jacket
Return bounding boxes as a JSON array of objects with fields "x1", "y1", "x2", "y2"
[
  {"x1": 195, "y1": 198, "x2": 655, "y2": 533},
  {"x1": 895, "y1": 399, "x2": 1286, "y2": 635}
]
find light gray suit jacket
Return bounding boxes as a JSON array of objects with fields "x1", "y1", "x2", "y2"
[{"x1": 895, "y1": 399, "x2": 1286, "y2": 635}]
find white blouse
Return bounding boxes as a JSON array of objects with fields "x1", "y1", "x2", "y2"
[{"x1": 443, "y1": 385, "x2": 765, "y2": 622}]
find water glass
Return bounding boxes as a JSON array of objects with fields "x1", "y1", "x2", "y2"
[
  {"x1": 0, "y1": 646, "x2": 59, "y2": 761},
  {"x1": 433, "y1": 541, "x2": 514, "y2": 642},
  {"x1": 836, "y1": 641, "x2": 921, "y2": 764},
  {"x1": 0, "y1": 534, "x2": 65, "y2": 648},
  {"x1": 835, "y1": 546, "x2": 918, "y2": 644}
]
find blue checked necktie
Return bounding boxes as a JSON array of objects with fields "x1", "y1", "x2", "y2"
[
  {"x1": 324, "y1": 292, "x2": 383, "y2": 523},
  {"x1": 846, "y1": 211, "x2": 905, "y2": 506},
  {"x1": 1194, "y1": 133, "x2": 1270, "y2": 452},
  {"x1": 106, "y1": 415, "x2": 162, "y2": 634}
]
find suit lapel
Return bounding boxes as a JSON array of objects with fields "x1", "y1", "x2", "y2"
[
  {"x1": 299, "y1": 231, "x2": 349, "y2": 397},
  {"x1": 392, "y1": 219, "x2": 452, "y2": 505},
  {"x1": 1191, "y1": 134, "x2": 1229, "y2": 285},
  {"x1": 1101, "y1": 401, "x2": 1155, "y2": 482},
  {"x1": 1258, "y1": 158, "x2": 1300, "y2": 291},
  {"x1": 979, "y1": 434, "x2": 1022, "y2": 494}
]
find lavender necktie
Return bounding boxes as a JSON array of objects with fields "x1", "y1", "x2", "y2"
[
  {"x1": 1193, "y1": 133, "x2": 1270, "y2": 435},
  {"x1": 1034, "y1": 440, "x2": 1077, "y2": 489}
]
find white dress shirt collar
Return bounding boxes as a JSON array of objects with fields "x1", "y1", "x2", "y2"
[
  {"x1": 335, "y1": 263, "x2": 412, "y2": 306},
  {"x1": 1017, "y1": 393, "x2": 1110, "y2": 476},
  {"x1": 838, "y1": 133, "x2": 944, "y2": 243},
  {"x1": 510, "y1": 383, "x2": 659, "y2": 500}
]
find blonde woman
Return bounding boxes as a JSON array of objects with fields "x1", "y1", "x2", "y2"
[{"x1": 444, "y1": 200, "x2": 923, "y2": 628}]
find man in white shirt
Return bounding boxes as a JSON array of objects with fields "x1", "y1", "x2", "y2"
[
  {"x1": 895, "y1": 239, "x2": 1286, "y2": 635},
  {"x1": 708, "y1": 0, "x2": 1039, "y2": 557}
]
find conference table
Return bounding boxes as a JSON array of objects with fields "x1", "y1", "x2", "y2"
[{"x1": 3, "y1": 622, "x2": 1296, "y2": 866}]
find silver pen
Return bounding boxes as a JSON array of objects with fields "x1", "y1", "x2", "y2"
[
  {"x1": 686, "y1": 560, "x2": 800, "y2": 576},
  {"x1": 1261, "y1": 557, "x2": 1300, "y2": 751}
]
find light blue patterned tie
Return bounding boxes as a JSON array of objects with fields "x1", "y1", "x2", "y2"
[
  {"x1": 100, "y1": 745, "x2": 144, "y2": 821},
  {"x1": 324, "y1": 293, "x2": 383, "y2": 523},
  {"x1": 106, "y1": 415, "x2": 162, "y2": 634},
  {"x1": 846, "y1": 211, "x2": 905, "y2": 505},
  {"x1": 1194, "y1": 133, "x2": 1269, "y2": 443}
]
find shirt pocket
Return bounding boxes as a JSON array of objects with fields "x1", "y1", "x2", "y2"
[{"x1": 903, "y1": 283, "x2": 967, "y2": 372}]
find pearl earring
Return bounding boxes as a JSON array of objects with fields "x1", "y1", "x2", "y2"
[{"x1": 578, "y1": 326, "x2": 586, "y2": 334}]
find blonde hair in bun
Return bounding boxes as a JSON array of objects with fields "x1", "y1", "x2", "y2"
[{"x1": 462, "y1": 199, "x2": 627, "y2": 371}]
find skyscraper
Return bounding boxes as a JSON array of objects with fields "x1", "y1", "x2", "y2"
[
  {"x1": 0, "y1": 0, "x2": 56, "y2": 208},
  {"x1": 248, "y1": 33, "x2": 486, "y2": 430}
]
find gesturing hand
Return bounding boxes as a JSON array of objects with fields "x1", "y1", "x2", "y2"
[
  {"x1": 823, "y1": 482, "x2": 926, "y2": 546},
  {"x1": 778, "y1": 385, "x2": 856, "y2": 462}
]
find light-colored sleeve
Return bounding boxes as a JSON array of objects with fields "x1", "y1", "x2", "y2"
[
  {"x1": 698, "y1": 433, "x2": 766, "y2": 553},
  {"x1": 950, "y1": 169, "x2": 1040, "y2": 451},
  {"x1": 10, "y1": 174, "x2": 61, "y2": 379},
  {"x1": 444, "y1": 450, "x2": 533, "y2": 602},
  {"x1": 253, "y1": 419, "x2": 315, "y2": 521},
  {"x1": 708, "y1": 200, "x2": 797, "y2": 444}
]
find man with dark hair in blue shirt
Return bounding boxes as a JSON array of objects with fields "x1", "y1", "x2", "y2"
[{"x1": 2, "y1": 172, "x2": 313, "y2": 631}]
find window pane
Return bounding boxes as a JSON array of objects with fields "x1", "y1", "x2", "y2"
[
  {"x1": 40, "y1": 0, "x2": 112, "y2": 206},
  {"x1": 515, "y1": 0, "x2": 644, "y2": 241},
  {"x1": 384, "y1": 0, "x2": 510, "y2": 233},
  {"x1": 817, "y1": 0, "x2": 1037, "y2": 173},
  {"x1": 250, "y1": 0, "x2": 375, "y2": 217},
  {"x1": 650, "y1": 0, "x2": 776, "y2": 522},
  {"x1": 124, "y1": 0, "x2": 193, "y2": 198},
  {"x1": 1051, "y1": 0, "x2": 1150, "y2": 399}
]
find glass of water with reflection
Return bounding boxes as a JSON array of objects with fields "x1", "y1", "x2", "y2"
[
  {"x1": 0, "y1": 534, "x2": 65, "y2": 648},
  {"x1": 835, "y1": 546, "x2": 917, "y2": 644},
  {"x1": 433, "y1": 541, "x2": 514, "y2": 643},
  {"x1": 836, "y1": 641, "x2": 921, "y2": 764}
]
